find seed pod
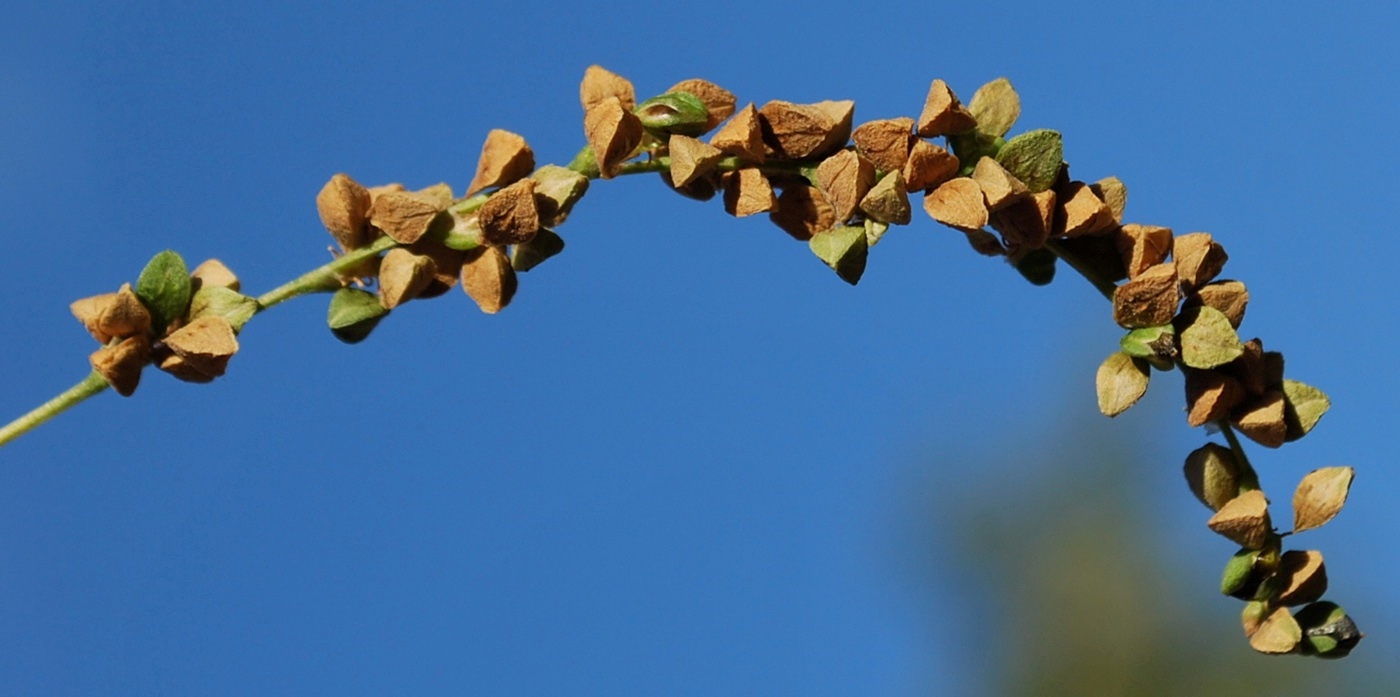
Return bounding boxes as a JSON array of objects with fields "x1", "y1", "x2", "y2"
[
  {"x1": 668, "y1": 134, "x2": 724, "y2": 188},
  {"x1": 1282, "y1": 379, "x2": 1330, "y2": 441},
  {"x1": 1249, "y1": 606, "x2": 1302, "y2": 655},
  {"x1": 1184, "y1": 369, "x2": 1246, "y2": 427},
  {"x1": 71, "y1": 284, "x2": 153, "y2": 344},
  {"x1": 530, "y1": 165, "x2": 590, "y2": 227},
  {"x1": 135, "y1": 250, "x2": 192, "y2": 336},
  {"x1": 710, "y1": 103, "x2": 765, "y2": 163},
  {"x1": 902, "y1": 140, "x2": 960, "y2": 192},
  {"x1": 1184, "y1": 442, "x2": 1242, "y2": 511},
  {"x1": 476, "y1": 178, "x2": 540, "y2": 246},
  {"x1": 1173, "y1": 232, "x2": 1228, "y2": 292},
  {"x1": 1115, "y1": 224, "x2": 1173, "y2": 279},
  {"x1": 1091, "y1": 176, "x2": 1128, "y2": 223},
  {"x1": 859, "y1": 171, "x2": 911, "y2": 226},
  {"x1": 407, "y1": 238, "x2": 466, "y2": 298},
  {"x1": 723, "y1": 169, "x2": 776, "y2": 217},
  {"x1": 190, "y1": 259, "x2": 240, "y2": 292},
  {"x1": 1175, "y1": 305, "x2": 1245, "y2": 369},
  {"x1": 1207, "y1": 489, "x2": 1272, "y2": 549},
  {"x1": 1276, "y1": 551, "x2": 1327, "y2": 606},
  {"x1": 916, "y1": 79, "x2": 976, "y2": 137},
  {"x1": 1095, "y1": 351, "x2": 1150, "y2": 417},
  {"x1": 467, "y1": 129, "x2": 535, "y2": 196},
  {"x1": 1233, "y1": 390, "x2": 1287, "y2": 448},
  {"x1": 1055, "y1": 181, "x2": 1115, "y2": 237},
  {"x1": 923, "y1": 178, "x2": 987, "y2": 232},
  {"x1": 188, "y1": 286, "x2": 257, "y2": 334},
  {"x1": 460, "y1": 245, "x2": 517, "y2": 314},
  {"x1": 161, "y1": 315, "x2": 239, "y2": 378},
  {"x1": 580, "y1": 64, "x2": 635, "y2": 112},
  {"x1": 1292, "y1": 467, "x2": 1353, "y2": 533},
  {"x1": 1221, "y1": 548, "x2": 1263, "y2": 598},
  {"x1": 325, "y1": 287, "x2": 388, "y2": 345},
  {"x1": 511, "y1": 227, "x2": 566, "y2": 272},
  {"x1": 970, "y1": 156, "x2": 1028, "y2": 212},
  {"x1": 1294, "y1": 602, "x2": 1363, "y2": 659},
  {"x1": 968, "y1": 77, "x2": 1020, "y2": 137},
  {"x1": 808, "y1": 225, "x2": 868, "y2": 285},
  {"x1": 815, "y1": 149, "x2": 876, "y2": 223},
  {"x1": 758, "y1": 100, "x2": 854, "y2": 160},
  {"x1": 666, "y1": 78, "x2": 736, "y2": 132},
  {"x1": 769, "y1": 184, "x2": 835, "y2": 240},
  {"x1": 1119, "y1": 324, "x2": 1177, "y2": 369},
  {"x1": 89, "y1": 335, "x2": 151, "y2": 397},
  {"x1": 316, "y1": 173, "x2": 373, "y2": 251},
  {"x1": 369, "y1": 190, "x2": 444, "y2": 244},
  {"x1": 1186, "y1": 280, "x2": 1249, "y2": 328},
  {"x1": 851, "y1": 117, "x2": 915, "y2": 173},
  {"x1": 990, "y1": 190, "x2": 1055, "y2": 251},
  {"x1": 995, "y1": 129, "x2": 1062, "y2": 193},
  {"x1": 378, "y1": 248, "x2": 437, "y2": 310},
  {"x1": 584, "y1": 96, "x2": 644, "y2": 179},
  {"x1": 1112, "y1": 263, "x2": 1181, "y2": 328}
]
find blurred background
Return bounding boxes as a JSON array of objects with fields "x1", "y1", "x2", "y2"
[{"x1": 2, "y1": 2, "x2": 1397, "y2": 694}]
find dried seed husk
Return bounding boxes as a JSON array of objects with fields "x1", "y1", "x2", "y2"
[
  {"x1": 460, "y1": 245, "x2": 517, "y2": 314},
  {"x1": 467, "y1": 129, "x2": 535, "y2": 196},
  {"x1": 852, "y1": 117, "x2": 914, "y2": 173},
  {"x1": 1185, "y1": 279, "x2": 1249, "y2": 329},
  {"x1": 326, "y1": 286, "x2": 388, "y2": 344},
  {"x1": 378, "y1": 248, "x2": 436, "y2": 310},
  {"x1": 808, "y1": 225, "x2": 868, "y2": 285},
  {"x1": 902, "y1": 140, "x2": 960, "y2": 192},
  {"x1": 1282, "y1": 379, "x2": 1330, "y2": 442},
  {"x1": 135, "y1": 250, "x2": 192, "y2": 336},
  {"x1": 89, "y1": 335, "x2": 150, "y2": 397},
  {"x1": 584, "y1": 96, "x2": 644, "y2": 179},
  {"x1": 1295, "y1": 602, "x2": 1363, "y2": 658},
  {"x1": 1112, "y1": 263, "x2": 1181, "y2": 328},
  {"x1": 1091, "y1": 177, "x2": 1128, "y2": 223},
  {"x1": 709, "y1": 103, "x2": 765, "y2": 163},
  {"x1": 1292, "y1": 466, "x2": 1353, "y2": 533},
  {"x1": 511, "y1": 227, "x2": 566, "y2": 272},
  {"x1": 1055, "y1": 181, "x2": 1116, "y2": 237},
  {"x1": 859, "y1": 171, "x2": 911, "y2": 225},
  {"x1": 995, "y1": 129, "x2": 1063, "y2": 193},
  {"x1": 416, "y1": 183, "x2": 454, "y2": 209},
  {"x1": 1185, "y1": 442, "x2": 1242, "y2": 511},
  {"x1": 1173, "y1": 232, "x2": 1228, "y2": 292},
  {"x1": 967, "y1": 77, "x2": 1019, "y2": 137},
  {"x1": 723, "y1": 168, "x2": 776, "y2": 217},
  {"x1": 369, "y1": 191, "x2": 444, "y2": 244},
  {"x1": 757, "y1": 99, "x2": 853, "y2": 160},
  {"x1": 71, "y1": 284, "x2": 153, "y2": 344},
  {"x1": 668, "y1": 134, "x2": 724, "y2": 188},
  {"x1": 1207, "y1": 489, "x2": 1272, "y2": 549},
  {"x1": 1185, "y1": 369, "x2": 1247, "y2": 427},
  {"x1": 815, "y1": 149, "x2": 876, "y2": 223},
  {"x1": 916, "y1": 79, "x2": 976, "y2": 137},
  {"x1": 317, "y1": 173, "x2": 373, "y2": 251},
  {"x1": 190, "y1": 259, "x2": 240, "y2": 292},
  {"x1": 367, "y1": 183, "x2": 406, "y2": 203},
  {"x1": 408, "y1": 238, "x2": 466, "y2": 299},
  {"x1": 1096, "y1": 351, "x2": 1150, "y2": 417},
  {"x1": 769, "y1": 184, "x2": 835, "y2": 240},
  {"x1": 923, "y1": 178, "x2": 988, "y2": 232},
  {"x1": 580, "y1": 64, "x2": 635, "y2": 112},
  {"x1": 1115, "y1": 224, "x2": 1173, "y2": 279},
  {"x1": 1277, "y1": 551, "x2": 1328, "y2": 606},
  {"x1": 990, "y1": 190, "x2": 1055, "y2": 251},
  {"x1": 971, "y1": 156, "x2": 1028, "y2": 212},
  {"x1": 530, "y1": 165, "x2": 590, "y2": 227},
  {"x1": 1223, "y1": 338, "x2": 1268, "y2": 395},
  {"x1": 1233, "y1": 390, "x2": 1288, "y2": 448},
  {"x1": 162, "y1": 315, "x2": 238, "y2": 378},
  {"x1": 1249, "y1": 606, "x2": 1302, "y2": 655},
  {"x1": 667, "y1": 78, "x2": 736, "y2": 132},
  {"x1": 476, "y1": 178, "x2": 540, "y2": 246},
  {"x1": 1176, "y1": 305, "x2": 1245, "y2": 368},
  {"x1": 188, "y1": 286, "x2": 257, "y2": 334}
]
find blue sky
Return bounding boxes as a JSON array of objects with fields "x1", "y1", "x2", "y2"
[{"x1": 2, "y1": 2, "x2": 1398, "y2": 694}]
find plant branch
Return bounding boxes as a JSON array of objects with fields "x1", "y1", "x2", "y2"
[{"x1": 0, "y1": 370, "x2": 109, "y2": 448}]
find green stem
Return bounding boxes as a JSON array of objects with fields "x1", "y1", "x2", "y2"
[
  {"x1": 1218, "y1": 421, "x2": 1262, "y2": 492},
  {"x1": 256, "y1": 235, "x2": 398, "y2": 309},
  {"x1": 0, "y1": 370, "x2": 110, "y2": 448}
]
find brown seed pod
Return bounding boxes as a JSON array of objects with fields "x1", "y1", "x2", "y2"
[
  {"x1": 668, "y1": 134, "x2": 724, "y2": 188},
  {"x1": 378, "y1": 248, "x2": 437, "y2": 310},
  {"x1": 902, "y1": 140, "x2": 959, "y2": 192},
  {"x1": 1277, "y1": 551, "x2": 1328, "y2": 606},
  {"x1": 1055, "y1": 181, "x2": 1115, "y2": 237},
  {"x1": 476, "y1": 178, "x2": 540, "y2": 246},
  {"x1": 316, "y1": 173, "x2": 373, "y2": 250},
  {"x1": 1188, "y1": 280, "x2": 1249, "y2": 329},
  {"x1": 71, "y1": 284, "x2": 153, "y2": 344},
  {"x1": 1292, "y1": 467, "x2": 1354, "y2": 533},
  {"x1": 970, "y1": 156, "x2": 1029, "y2": 212},
  {"x1": 666, "y1": 79, "x2": 736, "y2": 132},
  {"x1": 923, "y1": 178, "x2": 987, "y2": 232},
  {"x1": 460, "y1": 245, "x2": 517, "y2": 314},
  {"x1": 815, "y1": 149, "x2": 876, "y2": 223},
  {"x1": 1096, "y1": 351, "x2": 1150, "y2": 417},
  {"x1": 757, "y1": 100, "x2": 854, "y2": 160},
  {"x1": 1207, "y1": 489, "x2": 1272, "y2": 549},
  {"x1": 580, "y1": 64, "x2": 635, "y2": 112},
  {"x1": 709, "y1": 102, "x2": 765, "y2": 163},
  {"x1": 1091, "y1": 176, "x2": 1128, "y2": 223},
  {"x1": 161, "y1": 315, "x2": 239, "y2": 379},
  {"x1": 584, "y1": 96, "x2": 644, "y2": 179},
  {"x1": 859, "y1": 171, "x2": 912, "y2": 226},
  {"x1": 851, "y1": 117, "x2": 915, "y2": 173},
  {"x1": 89, "y1": 335, "x2": 151, "y2": 397},
  {"x1": 1115, "y1": 224, "x2": 1173, "y2": 279},
  {"x1": 467, "y1": 129, "x2": 535, "y2": 196},
  {"x1": 1173, "y1": 232, "x2": 1228, "y2": 292},
  {"x1": 723, "y1": 168, "x2": 776, "y2": 218},
  {"x1": 369, "y1": 190, "x2": 444, "y2": 245},
  {"x1": 1233, "y1": 390, "x2": 1288, "y2": 448},
  {"x1": 190, "y1": 259, "x2": 240, "y2": 292},
  {"x1": 916, "y1": 79, "x2": 976, "y2": 137},
  {"x1": 1112, "y1": 263, "x2": 1181, "y2": 328},
  {"x1": 990, "y1": 190, "x2": 1056, "y2": 251},
  {"x1": 1248, "y1": 606, "x2": 1302, "y2": 654},
  {"x1": 1184, "y1": 368, "x2": 1247, "y2": 427},
  {"x1": 769, "y1": 184, "x2": 835, "y2": 240}
]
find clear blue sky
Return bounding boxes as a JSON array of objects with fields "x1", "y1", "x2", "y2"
[{"x1": 2, "y1": 2, "x2": 1397, "y2": 694}]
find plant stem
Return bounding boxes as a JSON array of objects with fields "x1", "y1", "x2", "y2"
[
  {"x1": 0, "y1": 370, "x2": 110, "y2": 448},
  {"x1": 256, "y1": 235, "x2": 399, "y2": 310},
  {"x1": 1043, "y1": 238, "x2": 1117, "y2": 301},
  {"x1": 1218, "y1": 421, "x2": 1262, "y2": 492}
]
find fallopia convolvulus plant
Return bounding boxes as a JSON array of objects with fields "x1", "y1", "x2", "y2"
[{"x1": 0, "y1": 66, "x2": 1361, "y2": 657}]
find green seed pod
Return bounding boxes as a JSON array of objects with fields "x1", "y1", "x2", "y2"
[
  {"x1": 1294, "y1": 602, "x2": 1363, "y2": 659},
  {"x1": 1221, "y1": 547, "x2": 1262, "y2": 599},
  {"x1": 327, "y1": 287, "x2": 388, "y2": 344},
  {"x1": 635, "y1": 92, "x2": 711, "y2": 137},
  {"x1": 1011, "y1": 247, "x2": 1056, "y2": 286},
  {"x1": 1119, "y1": 324, "x2": 1177, "y2": 370}
]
